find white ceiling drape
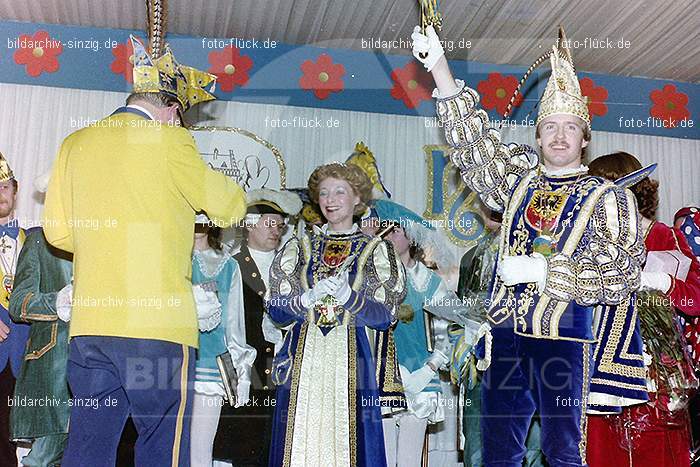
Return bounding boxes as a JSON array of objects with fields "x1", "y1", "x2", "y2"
[{"x1": 1, "y1": 0, "x2": 697, "y2": 81}]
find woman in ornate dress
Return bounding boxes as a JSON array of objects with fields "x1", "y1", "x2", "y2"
[{"x1": 266, "y1": 163, "x2": 406, "y2": 467}]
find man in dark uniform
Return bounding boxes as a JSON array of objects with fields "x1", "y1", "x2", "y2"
[{"x1": 213, "y1": 189, "x2": 301, "y2": 467}]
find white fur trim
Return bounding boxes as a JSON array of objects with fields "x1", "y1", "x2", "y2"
[{"x1": 34, "y1": 169, "x2": 52, "y2": 193}]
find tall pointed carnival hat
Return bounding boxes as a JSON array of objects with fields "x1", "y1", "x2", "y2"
[
  {"x1": 131, "y1": 0, "x2": 217, "y2": 113},
  {"x1": 503, "y1": 27, "x2": 590, "y2": 130}
]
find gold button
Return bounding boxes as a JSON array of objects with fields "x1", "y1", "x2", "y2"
[
  {"x1": 252, "y1": 272, "x2": 258, "y2": 278},
  {"x1": 265, "y1": 347, "x2": 272, "y2": 353},
  {"x1": 263, "y1": 385, "x2": 269, "y2": 390},
  {"x1": 258, "y1": 291, "x2": 264, "y2": 296},
  {"x1": 245, "y1": 256, "x2": 251, "y2": 262},
  {"x1": 264, "y1": 368, "x2": 271, "y2": 375}
]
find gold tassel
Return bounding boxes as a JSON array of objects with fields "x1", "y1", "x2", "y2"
[
  {"x1": 419, "y1": 0, "x2": 442, "y2": 32},
  {"x1": 418, "y1": 0, "x2": 442, "y2": 59}
]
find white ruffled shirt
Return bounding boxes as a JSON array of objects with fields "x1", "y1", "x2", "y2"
[
  {"x1": 193, "y1": 248, "x2": 256, "y2": 398},
  {"x1": 248, "y1": 247, "x2": 276, "y2": 290},
  {"x1": 248, "y1": 246, "x2": 287, "y2": 351}
]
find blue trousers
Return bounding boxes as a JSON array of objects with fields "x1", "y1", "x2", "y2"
[
  {"x1": 62, "y1": 336, "x2": 195, "y2": 467},
  {"x1": 481, "y1": 326, "x2": 592, "y2": 467}
]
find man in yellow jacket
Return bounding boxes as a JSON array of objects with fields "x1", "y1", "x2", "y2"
[{"x1": 42, "y1": 36, "x2": 246, "y2": 467}]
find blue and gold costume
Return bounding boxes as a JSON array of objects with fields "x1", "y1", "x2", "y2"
[
  {"x1": 434, "y1": 40, "x2": 647, "y2": 466},
  {"x1": 267, "y1": 224, "x2": 405, "y2": 467}
]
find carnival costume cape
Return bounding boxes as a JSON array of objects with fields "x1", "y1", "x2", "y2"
[
  {"x1": 266, "y1": 224, "x2": 405, "y2": 467},
  {"x1": 587, "y1": 220, "x2": 700, "y2": 467}
]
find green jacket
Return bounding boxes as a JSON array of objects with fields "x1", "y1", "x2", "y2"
[{"x1": 8, "y1": 230, "x2": 72, "y2": 439}]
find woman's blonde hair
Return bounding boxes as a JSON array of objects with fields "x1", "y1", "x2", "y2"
[{"x1": 308, "y1": 163, "x2": 373, "y2": 216}]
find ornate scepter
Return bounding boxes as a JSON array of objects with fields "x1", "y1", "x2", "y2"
[
  {"x1": 145, "y1": 0, "x2": 168, "y2": 58},
  {"x1": 418, "y1": 0, "x2": 443, "y2": 59},
  {"x1": 501, "y1": 27, "x2": 571, "y2": 121}
]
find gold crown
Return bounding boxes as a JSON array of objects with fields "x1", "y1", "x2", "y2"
[
  {"x1": 0, "y1": 152, "x2": 14, "y2": 183},
  {"x1": 536, "y1": 28, "x2": 590, "y2": 128},
  {"x1": 130, "y1": 35, "x2": 216, "y2": 113}
]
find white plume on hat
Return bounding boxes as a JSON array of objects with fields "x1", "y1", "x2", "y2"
[{"x1": 35, "y1": 167, "x2": 52, "y2": 193}]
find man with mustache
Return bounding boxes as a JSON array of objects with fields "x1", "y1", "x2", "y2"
[
  {"x1": 412, "y1": 27, "x2": 647, "y2": 467},
  {"x1": 0, "y1": 153, "x2": 31, "y2": 466},
  {"x1": 213, "y1": 188, "x2": 301, "y2": 467}
]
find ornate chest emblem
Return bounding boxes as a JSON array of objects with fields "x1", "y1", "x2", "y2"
[
  {"x1": 322, "y1": 240, "x2": 351, "y2": 268},
  {"x1": 525, "y1": 189, "x2": 568, "y2": 233},
  {"x1": 525, "y1": 189, "x2": 571, "y2": 257}
]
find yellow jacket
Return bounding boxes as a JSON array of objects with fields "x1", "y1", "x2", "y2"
[{"x1": 43, "y1": 112, "x2": 246, "y2": 347}]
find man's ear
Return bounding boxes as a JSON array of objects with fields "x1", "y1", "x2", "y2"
[
  {"x1": 581, "y1": 138, "x2": 589, "y2": 149},
  {"x1": 167, "y1": 104, "x2": 182, "y2": 125}
]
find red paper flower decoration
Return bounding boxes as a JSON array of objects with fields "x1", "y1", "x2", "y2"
[
  {"x1": 389, "y1": 61, "x2": 432, "y2": 109},
  {"x1": 578, "y1": 77, "x2": 608, "y2": 118},
  {"x1": 208, "y1": 46, "x2": 253, "y2": 92},
  {"x1": 13, "y1": 30, "x2": 63, "y2": 77},
  {"x1": 650, "y1": 84, "x2": 690, "y2": 128},
  {"x1": 299, "y1": 54, "x2": 345, "y2": 100},
  {"x1": 476, "y1": 73, "x2": 523, "y2": 116},
  {"x1": 110, "y1": 39, "x2": 137, "y2": 83}
]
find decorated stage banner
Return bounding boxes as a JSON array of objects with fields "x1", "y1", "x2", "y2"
[
  {"x1": 423, "y1": 145, "x2": 486, "y2": 250},
  {"x1": 191, "y1": 126, "x2": 286, "y2": 190}
]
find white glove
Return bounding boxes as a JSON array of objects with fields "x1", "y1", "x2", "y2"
[
  {"x1": 326, "y1": 271, "x2": 352, "y2": 305},
  {"x1": 497, "y1": 253, "x2": 547, "y2": 293},
  {"x1": 426, "y1": 349, "x2": 450, "y2": 371},
  {"x1": 401, "y1": 364, "x2": 436, "y2": 395},
  {"x1": 235, "y1": 380, "x2": 250, "y2": 408},
  {"x1": 300, "y1": 278, "x2": 334, "y2": 309},
  {"x1": 411, "y1": 25, "x2": 444, "y2": 72},
  {"x1": 262, "y1": 312, "x2": 284, "y2": 347},
  {"x1": 56, "y1": 283, "x2": 73, "y2": 322},
  {"x1": 640, "y1": 271, "x2": 672, "y2": 294},
  {"x1": 193, "y1": 284, "x2": 222, "y2": 332}
]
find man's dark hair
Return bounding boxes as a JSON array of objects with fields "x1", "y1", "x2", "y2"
[
  {"x1": 126, "y1": 92, "x2": 179, "y2": 109},
  {"x1": 207, "y1": 226, "x2": 222, "y2": 251},
  {"x1": 10, "y1": 179, "x2": 17, "y2": 192}
]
